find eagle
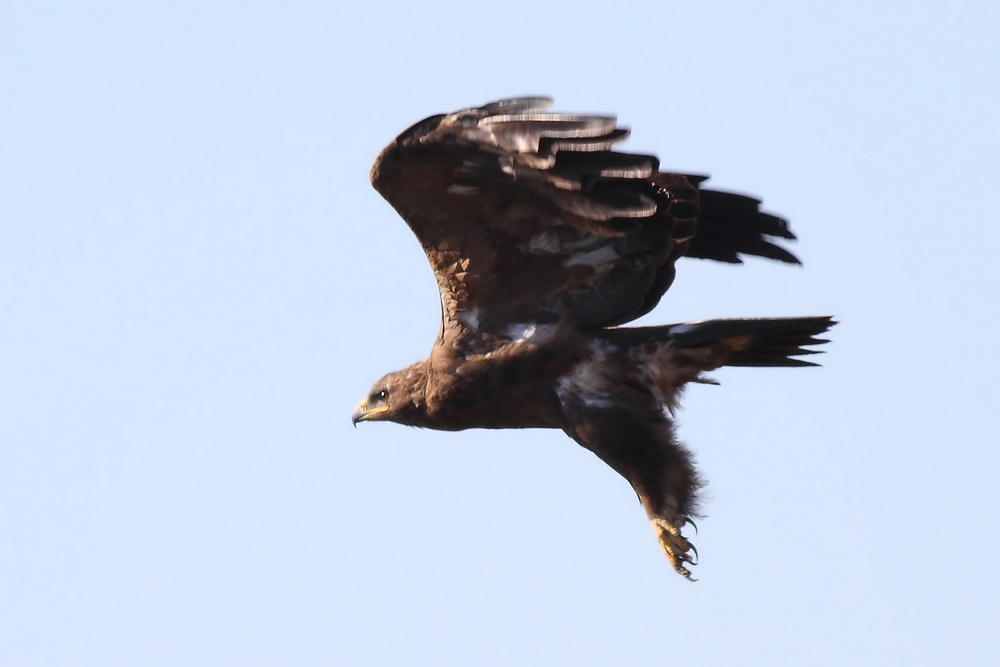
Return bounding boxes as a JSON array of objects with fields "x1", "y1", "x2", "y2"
[{"x1": 352, "y1": 97, "x2": 833, "y2": 579}]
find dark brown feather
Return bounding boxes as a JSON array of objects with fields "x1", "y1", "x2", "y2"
[
  {"x1": 370, "y1": 97, "x2": 798, "y2": 337},
  {"x1": 686, "y1": 189, "x2": 799, "y2": 264}
]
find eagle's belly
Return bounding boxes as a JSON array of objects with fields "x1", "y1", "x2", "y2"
[
  {"x1": 427, "y1": 370, "x2": 565, "y2": 430},
  {"x1": 424, "y1": 340, "x2": 574, "y2": 430}
]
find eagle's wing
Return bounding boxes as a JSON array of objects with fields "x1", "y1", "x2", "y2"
[
  {"x1": 371, "y1": 97, "x2": 795, "y2": 337},
  {"x1": 688, "y1": 188, "x2": 799, "y2": 264}
]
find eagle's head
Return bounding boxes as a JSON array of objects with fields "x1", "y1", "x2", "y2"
[{"x1": 352, "y1": 361, "x2": 430, "y2": 427}]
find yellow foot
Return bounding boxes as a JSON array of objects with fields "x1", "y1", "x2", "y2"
[{"x1": 651, "y1": 517, "x2": 698, "y2": 580}]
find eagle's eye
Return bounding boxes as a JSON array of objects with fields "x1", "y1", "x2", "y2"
[{"x1": 371, "y1": 389, "x2": 389, "y2": 403}]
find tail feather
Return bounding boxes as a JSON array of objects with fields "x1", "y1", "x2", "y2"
[
  {"x1": 669, "y1": 316, "x2": 836, "y2": 368},
  {"x1": 605, "y1": 316, "x2": 835, "y2": 372}
]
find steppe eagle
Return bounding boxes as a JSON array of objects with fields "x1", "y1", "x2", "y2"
[{"x1": 352, "y1": 97, "x2": 833, "y2": 579}]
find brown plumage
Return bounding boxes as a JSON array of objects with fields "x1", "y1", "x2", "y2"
[{"x1": 352, "y1": 97, "x2": 834, "y2": 579}]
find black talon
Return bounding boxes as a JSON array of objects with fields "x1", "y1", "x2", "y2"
[
  {"x1": 684, "y1": 517, "x2": 699, "y2": 534},
  {"x1": 677, "y1": 567, "x2": 698, "y2": 583}
]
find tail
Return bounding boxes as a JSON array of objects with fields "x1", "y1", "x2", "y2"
[
  {"x1": 668, "y1": 316, "x2": 835, "y2": 368},
  {"x1": 686, "y1": 186, "x2": 801, "y2": 265},
  {"x1": 606, "y1": 316, "x2": 835, "y2": 376}
]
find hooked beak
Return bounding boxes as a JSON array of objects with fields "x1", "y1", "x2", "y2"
[
  {"x1": 351, "y1": 401, "x2": 367, "y2": 427},
  {"x1": 351, "y1": 400, "x2": 388, "y2": 427}
]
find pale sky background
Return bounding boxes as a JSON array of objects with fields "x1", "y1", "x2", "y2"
[{"x1": 2, "y1": 1, "x2": 998, "y2": 665}]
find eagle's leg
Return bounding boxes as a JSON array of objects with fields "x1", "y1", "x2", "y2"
[{"x1": 651, "y1": 517, "x2": 698, "y2": 580}]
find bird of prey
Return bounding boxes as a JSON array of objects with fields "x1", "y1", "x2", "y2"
[{"x1": 352, "y1": 97, "x2": 833, "y2": 579}]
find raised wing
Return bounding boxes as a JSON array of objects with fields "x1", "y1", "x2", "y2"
[
  {"x1": 689, "y1": 188, "x2": 799, "y2": 264},
  {"x1": 371, "y1": 97, "x2": 795, "y2": 337}
]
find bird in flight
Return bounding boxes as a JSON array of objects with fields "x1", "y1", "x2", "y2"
[{"x1": 352, "y1": 97, "x2": 833, "y2": 579}]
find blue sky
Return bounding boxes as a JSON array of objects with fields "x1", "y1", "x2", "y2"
[{"x1": 2, "y1": 1, "x2": 998, "y2": 665}]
